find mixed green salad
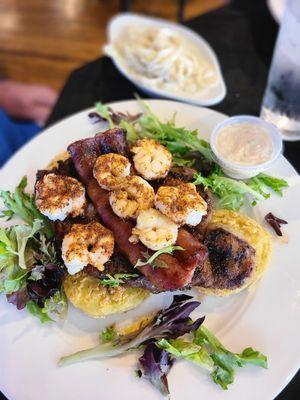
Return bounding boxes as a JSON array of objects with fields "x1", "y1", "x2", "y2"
[
  {"x1": 59, "y1": 295, "x2": 267, "y2": 395},
  {"x1": 0, "y1": 177, "x2": 67, "y2": 322}
]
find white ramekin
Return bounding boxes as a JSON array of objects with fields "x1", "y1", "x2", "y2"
[{"x1": 210, "y1": 115, "x2": 283, "y2": 179}]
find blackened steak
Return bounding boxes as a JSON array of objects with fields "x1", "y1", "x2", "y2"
[{"x1": 196, "y1": 227, "x2": 256, "y2": 289}]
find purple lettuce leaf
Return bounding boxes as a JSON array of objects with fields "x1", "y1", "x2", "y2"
[
  {"x1": 7, "y1": 263, "x2": 65, "y2": 311},
  {"x1": 264, "y1": 212, "x2": 288, "y2": 236},
  {"x1": 144, "y1": 294, "x2": 205, "y2": 340},
  {"x1": 6, "y1": 285, "x2": 30, "y2": 310},
  {"x1": 88, "y1": 107, "x2": 142, "y2": 126},
  {"x1": 27, "y1": 263, "x2": 65, "y2": 307},
  {"x1": 138, "y1": 342, "x2": 174, "y2": 397}
]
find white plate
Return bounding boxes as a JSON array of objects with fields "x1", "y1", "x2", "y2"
[
  {"x1": 0, "y1": 100, "x2": 300, "y2": 400},
  {"x1": 106, "y1": 13, "x2": 226, "y2": 106}
]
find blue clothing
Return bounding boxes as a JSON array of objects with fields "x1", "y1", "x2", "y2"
[{"x1": 0, "y1": 109, "x2": 40, "y2": 167}]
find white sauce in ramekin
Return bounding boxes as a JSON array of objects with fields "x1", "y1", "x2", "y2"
[
  {"x1": 210, "y1": 116, "x2": 283, "y2": 179},
  {"x1": 215, "y1": 123, "x2": 274, "y2": 166}
]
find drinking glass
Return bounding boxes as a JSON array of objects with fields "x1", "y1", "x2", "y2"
[{"x1": 261, "y1": 0, "x2": 300, "y2": 141}]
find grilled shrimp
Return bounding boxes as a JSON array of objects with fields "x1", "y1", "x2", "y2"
[
  {"x1": 155, "y1": 182, "x2": 207, "y2": 226},
  {"x1": 62, "y1": 221, "x2": 114, "y2": 275},
  {"x1": 131, "y1": 208, "x2": 178, "y2": 250},
  {"x1": 35, "y1": 173, "x2": 86, "y2": 221},
  {"x1": 109, "y1": 175, "x2": 155, "y2": 219},
  {"x1": 93, "y1": 153, "x2": 131, "y2": 191},
  {"x1": 130, "y1": 138, "x2": 172, "y2": 180}
]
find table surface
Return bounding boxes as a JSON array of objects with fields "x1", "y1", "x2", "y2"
[{"x1": 1, "y1": 1, "x2": 299, "y2": 399}]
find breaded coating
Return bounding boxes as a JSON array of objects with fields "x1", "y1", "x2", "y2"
[
  {"x1": 109, "y1": 175, "x2": 155, "y2": 219},
  {"x1": 155, "y1": 182, "x2": 207, "y2": 226},
  {"x1": 35, "y1": 173, "x2": 86, "y2": 221},
  {"x1": 131, "y1": 138, "x2": 172, "y2": 180},
  {"x1": 62, "y1": 221, "x2": 114, "y2": 275},
  {"x1": 131, "y1": 208, "x2": 178, "y2": 250},
  {"x1": 93, "y1": 153, "x2": 131, "y2": 191}
]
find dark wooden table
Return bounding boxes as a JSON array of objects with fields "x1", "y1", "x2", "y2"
[{"x1": 1, "y1": 1, "x2": 299, "y2": 399}]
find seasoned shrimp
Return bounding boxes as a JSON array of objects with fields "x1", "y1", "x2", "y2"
[
  {"x1": 131, "y1": 208, "x2": 178, "y2": 250},
  {"x1": 155, "y1": 183, "x2": 207, "y2": 226},
  {"x1": 130, "y1": 138, "x2": 172, "y2": 180},
  {"x1": 35, "y1": 173, "x2": 86, "y2": 221},
  {"x1": 109, "y1": 176, "x2": 155, "y2": 219},
  {"x1": 62, "y1": 221, "x2": 114, "y2": 275},
  {"x1": 93, "y1": 153, "x2": 131, "y2": 191}
]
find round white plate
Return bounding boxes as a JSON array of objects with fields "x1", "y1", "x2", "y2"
[
  {"x1": 0, "y1": 100, "x2": 299, "y2": 400},
  {"x1": 105, "y1": 13, "x2": 226, "y2": 106}
]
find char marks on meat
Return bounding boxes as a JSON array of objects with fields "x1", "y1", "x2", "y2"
[
  {"x1": 68, "y1": 129, "x2": 208, "y2": 291},
  {"x1": 196, "y1": 227, "x2": 255, "y2": 289}
]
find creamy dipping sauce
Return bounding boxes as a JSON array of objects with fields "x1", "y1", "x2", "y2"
[{"x1": 215, "y1": 123, "x2": 274, "y2": 166}]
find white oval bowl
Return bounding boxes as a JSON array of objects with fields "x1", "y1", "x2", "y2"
[{"x1": 106, "y1": 13, "x2": 226, "y2": 106}]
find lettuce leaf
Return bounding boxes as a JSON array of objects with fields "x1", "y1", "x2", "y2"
[
  {"x1": 0, "y1": 220, "x2": 42, "y2": 294},
  {"x1": 248, "y1": 173, "x2": 288, "y2": 196},
  {"x1": 194, "y1": 168, "x2": 266, "y2": 211},
  {"x1": 3, "y1": 269, "x2": 28, "y2": 293},
  {"x1": 95, "y1": 102, "x2": 115, "y2": 129},
  {"x1": 138, "y1": 342, "x2": 174, "y2": 396},
  {"x1": 26, "y1": 289, "x2": 67, "y2": 323},
  {"x1": 26, "y1": 300, "x2": 53, "y2": 323},
  {"x1": 0, "y1": 177, "x2": 53, "y2": 238},
  {"x1": 119, "y1": 119, "x2": 140, "y2": 142},
  {"x1": 42, "y1": 289, "x2": 68, "y2": 322},
  {"x1": 136, "y1": 99, "x2": 214, "y2": 162},
  {"x1": 159, "y1": 326, "x2": 267, "y2": 390},
  {"x1": 157, "y1": 338, "x2": 214, "y2": 371},
  {"x1": 194, "y1": 165, "x2": 288, "y2": 211},
  {"x1": 194, "y1": 326, "x2": 267, "y2": 390}
]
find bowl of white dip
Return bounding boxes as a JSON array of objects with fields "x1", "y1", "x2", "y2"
[{"x1": 210, "y1": 115, "x2": 283, "y2": 179}]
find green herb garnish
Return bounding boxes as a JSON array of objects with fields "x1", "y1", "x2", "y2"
[
  {"x1": 134, "y1": 245, "x2": 184, "y2": 269},
  {"x1": 100, "y1": 325, "x2": 118, "y2": 343},
  {"x1": 100, "y1": 273, "x2": 139, "y2": 288}
]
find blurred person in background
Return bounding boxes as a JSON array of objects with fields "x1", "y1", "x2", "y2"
[{"x1": 0, "y1": 80, "x2": 57, "y2": 167}]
